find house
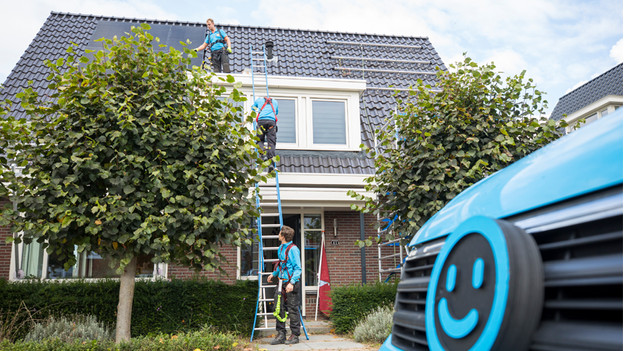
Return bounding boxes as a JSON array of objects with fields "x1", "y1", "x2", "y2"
[
  {"x1": 550, "y1": 63, "x2": 622, "y2": 132},
  {"x1": 0, "y1": 12, "x2": 445, "y2": 317}
]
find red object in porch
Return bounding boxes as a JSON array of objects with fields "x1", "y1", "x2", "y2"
[{"x1": 318, "y1": 239, "x2": 332, "y2": 315}]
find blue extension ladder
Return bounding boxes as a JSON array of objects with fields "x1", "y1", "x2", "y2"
[{"x1": 249, "y1": 44, "x2": 308, "y2": 342}]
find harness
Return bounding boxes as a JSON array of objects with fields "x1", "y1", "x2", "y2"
[
  {"x1": 209, "y1": 28, "x2": 227, "y2": 51},
  {"x1": 256, "y1": 97, "x2": 277, "y2": 123},
  {"x1": 272, "y1": 242, "x2": 296, "y2": 322},
  {"x1": 273, "y1": 242, "x2": 295, "y2": 283}
]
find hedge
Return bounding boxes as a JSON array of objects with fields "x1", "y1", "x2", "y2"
[
  {"x1": 0, "y1": 278, "x2": 257, "y2": 339},
  {"x1": 330, "y1": 282, "x2": 397, "y2": 334},
  {"x1": 0, "y1": 328, "x2": 242, "y2": 350}
]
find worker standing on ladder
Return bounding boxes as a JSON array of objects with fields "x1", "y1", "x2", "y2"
[
  {"x1": 252, "y1": 96, "x2": 279, "y2": 170},
  {"x1": 194, "y1": 18, "x2": 231, "y2": 73},
  {"x1": 267, "y1": 225, "x2": 302, "y2": 345}
]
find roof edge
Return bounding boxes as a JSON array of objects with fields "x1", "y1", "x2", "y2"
[{"x1": 48, "y1": 11, "x2": 430, "y2": 41}]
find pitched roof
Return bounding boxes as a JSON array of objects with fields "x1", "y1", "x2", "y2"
[
  {"x1": 1, "y1": 12, "x2": 445, "y2": 175},
  {"x1": 549, "y1": 63, "x2": 623, "y2": 121}
]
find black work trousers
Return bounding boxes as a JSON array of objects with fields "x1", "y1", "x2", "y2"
[
  {"x1": 257, "y1": 119, "x2": 276, "y2": 161},
  {"x1": 210, "y1": 48, "x2": 230, "y2": 73},
  {"x1": 273, "y1": 281, "x2": 300, "y2": 336}
]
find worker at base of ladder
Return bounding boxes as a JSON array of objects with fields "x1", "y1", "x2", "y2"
[
  {"x1": 267, "y1": 225, "x2": 302, "y2": 345},
  {"x1": 252, "y1": 97, "x2": 279, "y2": 170}
]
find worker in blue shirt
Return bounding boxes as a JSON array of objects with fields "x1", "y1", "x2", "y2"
[
  {"x1": 252, "y1": 97, "x2": 279, "y2": 168},
  {"x1": 194, "y1": 18, "x2": 231, "y2": 73},
  {"x1": 267, "y1": 225, "x2": 302, "y2": 345}
]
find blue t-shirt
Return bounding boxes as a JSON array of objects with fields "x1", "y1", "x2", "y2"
[
  {"x1": 252, "y1": 97, "x2": 279, "y2": 121},
  {"x1": 204, "y1": 28, "x2": 227, "y2": 51},
  {"x1": 271, "y1": 241, "x2": 302, "y2": 284}
]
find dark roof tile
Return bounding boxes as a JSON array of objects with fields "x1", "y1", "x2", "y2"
[
  {"x1": 1, "y1": 11, "x2": 443, "y2": 175},
  {"x1": 550, "y1": 63, "x2": 623, "y2": 121}
]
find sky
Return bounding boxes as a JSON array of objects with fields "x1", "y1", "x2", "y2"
[{"x1": 0, "y1": 0, "x2": 622, "y2": 116}]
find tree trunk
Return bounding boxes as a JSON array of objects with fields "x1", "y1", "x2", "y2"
[{"x1": 115, "y1": 256, "x2": 137, "y2": 343}]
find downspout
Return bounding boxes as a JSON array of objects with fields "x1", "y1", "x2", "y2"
[{"x1": 360, "y1": 213, "x2": 366, "y2": 285}]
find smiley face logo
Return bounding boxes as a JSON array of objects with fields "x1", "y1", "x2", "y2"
[{"x1": 425, "y1": 216, "x2": 544, "y2": 351}]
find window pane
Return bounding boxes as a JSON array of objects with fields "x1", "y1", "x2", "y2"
[
  {"x1": 48, "y1": 249, "x2": 150, "y2": 279},
  {"x1": 276, "y1": 99, "x2": 296, "y2": 143},
  {"x1": 304, "y1": 215, "x2": 321, "y2": 229},
  {"x1": 240, "y1": 222, "x2": 260, "y2": 277},
  {"x1": 20, "y1": 241, "x2": 44, "y2": 279},
  {"x1": 304, "y1": 230, "x2": 322, "y2": 286},
  {"x1": 47, "y1": 249, "x2": 77, "y2": 279},
  {"x1": 313, "y1": 101, "x2": 346, "y2": 145}
]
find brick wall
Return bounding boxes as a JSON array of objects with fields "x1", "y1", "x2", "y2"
[
  {"x1": 0, "y1": 198, "x2": 12, "y2": 280},
  {"x1": 167, "y1": 244, "x2": 238, "y2": 283}
]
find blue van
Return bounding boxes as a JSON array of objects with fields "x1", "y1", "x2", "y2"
[{"x1": 380, "y1": 110, "x2": 623, "y2": 351}]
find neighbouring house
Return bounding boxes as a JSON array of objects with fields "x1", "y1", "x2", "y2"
[
  {"x1": 0, "y1": 12, "x2": 445, "y2": 317},
  {"x1": 550, "y1": 63, "x2": 622, "y2": 132}
]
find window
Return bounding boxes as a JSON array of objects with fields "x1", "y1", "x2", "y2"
[
  {"x1": 14, "y1": 242, "x2": 160, "y2": 280},
  {"x1": 312, "y1": 100, "x2": 346, "y2": 145},
  {"x1": 303, "y1": 214, "x2": 323, "y2": 287},
  {"x1": 246, "y1": 94, "x2": 360, "y2": 150},
  {"x1": 239, "y1": 219, "x2": 260, "y2": 278},
  {"x1": 276, "y1": 99, "x2": 297, "y2": 143}
]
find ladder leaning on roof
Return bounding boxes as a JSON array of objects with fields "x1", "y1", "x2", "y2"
[{"x1": 249, "y1": 44, "x2": 308, "y2": 342}]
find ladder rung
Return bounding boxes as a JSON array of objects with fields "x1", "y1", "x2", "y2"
[
  {"x1": 263, "y1": 247, "x2": 279, "y2": 251},
  {"x1": 260, "y1": 213, "x2": 280, "y2": 217},
  {"x1": 256, "y1": 312, "x2": 275, "y2": 317},
  {"x1": 260, "y1": 284, "x2": 277, "y2": 288},
  {"x1": 260, "y1": 203, "x2": 279, "y2": 207},
  {"x1": 264, "y1": 258, "x2": 279, "y2": 263},
  {"x1": 259, "y1": 298, "x2": 273, "y2": 302},
  {"x1": 379, "y1": 268, "x2": 401, "y2": 273},
  {"x1": 254, "y1": 326, "x2": 275, "y2": 330},
  {"x1": 261, "y1": 235, "x2": 280, "y2": 239},
  {"x1": 380, "y1": 253, "x2": 402, "y2": 260},
  {"x1": 259, "y1": 272, "x2": 273, "y2": 275},
  {"x1": 262, "y1": 224, "x2": 281, "y2": 228}
]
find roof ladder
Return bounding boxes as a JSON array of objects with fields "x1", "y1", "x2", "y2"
[{"x1": 249, "y1": 44, "x2": 308, "y2": 342}]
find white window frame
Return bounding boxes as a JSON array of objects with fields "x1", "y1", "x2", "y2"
[
  {"x1": 219, "y1": 74, "x2": 366, "y2": 151},
  {"x1": 9, "y1": 240, "x2": 167, "y2": 281},
  {"x1": 564, "y1": 95, "x2": 623, "y2": 133}
]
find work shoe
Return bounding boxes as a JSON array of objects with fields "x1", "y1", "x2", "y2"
[
  {"x1": 285, "y1": 334, "x2": 299, "y2": 345},
  {"x1": 270, "y1": 332, "x2": 286, "y2": 345}
]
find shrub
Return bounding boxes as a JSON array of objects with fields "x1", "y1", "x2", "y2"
[
  {"x1": 330, "y1": 282, "x2": 397, "y2": 334},
  {"x1": 24, "y1": 315, "x2": 112, "y2": 343},
  {"x1": 0, "y1": 279, "x2": 257, "y2": 339},
  {"x1": 353, "y1": 305, "x2": 393, "y2": 343},
  {"x1": 0, "y1": 326, "x2": 243, "y2": 350}
]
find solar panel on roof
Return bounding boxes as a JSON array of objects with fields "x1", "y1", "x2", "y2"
[{"x1": 86, "y1": 20, "x2": 206, "y2": 68}]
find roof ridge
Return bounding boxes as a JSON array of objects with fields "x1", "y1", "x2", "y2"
[
  {"x1": 48, "y1": 11, "x2": 430, "y2": 41},
  {"x1": 557, "y1": 62, "x2": 623, "y2": 100}
]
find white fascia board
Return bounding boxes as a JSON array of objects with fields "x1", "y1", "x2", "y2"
[
  {"x1": 275, "y1": 172, "x2": 372, "y2": 187},
  {"x1": 564, "y1": 95, "x2": 623, "y2": 122},
  {"x1": 276, "y1": 186, "x2": 374, "y2": 208},
  {"x1": 213, "y1": 73, "x2": 367, "y2": 92}
]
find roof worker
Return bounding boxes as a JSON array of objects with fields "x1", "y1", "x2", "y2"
[
  {"x1": 194, "y1": 18, "x2": 231, "y2": 73},
  {"x1": 252, "y1": 96, "x2": 279, "y2": 171},
  {"x1": 267, "y1": 226, "x2": 302, "y2": 345}
]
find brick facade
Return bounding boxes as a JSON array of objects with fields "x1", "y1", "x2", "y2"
[
  {"x1": 0, "y1": 198, "x2": 12, "y2": 281},
  {"x1": 1, "y1": 208, "x2": 403, "y2": 317}
]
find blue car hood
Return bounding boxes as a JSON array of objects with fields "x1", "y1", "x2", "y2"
[{"x1": 411, "y1": 110, "x2": 624, "y2": 246}]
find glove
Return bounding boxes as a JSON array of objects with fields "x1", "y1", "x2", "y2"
[{"x1": 227, "y1": 47, "x2": 232, "y2": 54}]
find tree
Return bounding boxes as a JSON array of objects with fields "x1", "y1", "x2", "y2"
[
  {"x1": 350, "y1": 56, "x2": 566, "y2": 244},
  {"x1": 1, "y1": 24, "x2": 268, "y2": 342}
]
